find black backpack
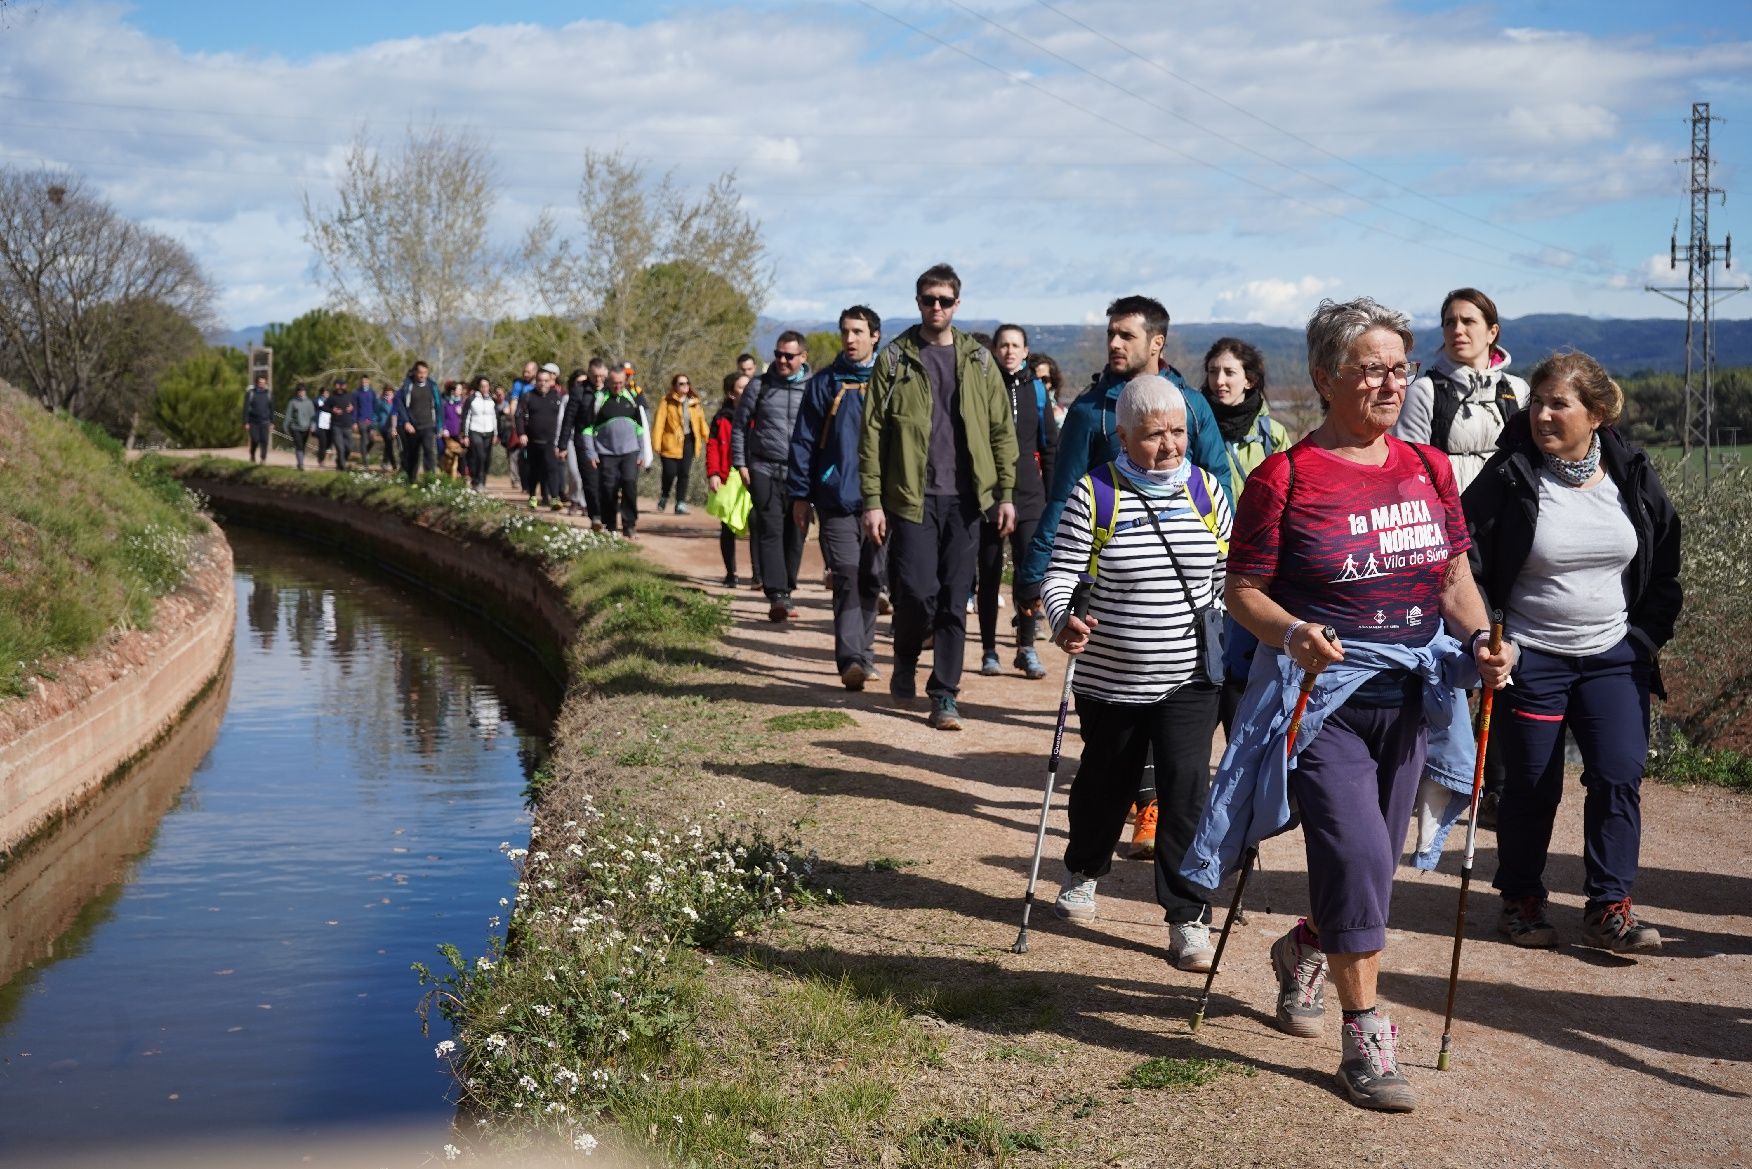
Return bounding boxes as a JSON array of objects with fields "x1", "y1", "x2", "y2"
[{"x1": 1428, "y1": 368, "x2": 1520, "y2": 453}]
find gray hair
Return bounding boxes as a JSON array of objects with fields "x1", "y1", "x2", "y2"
[
  {"x1": 1305, "y1": 297, "x2": 1415, "y2": 383},
  {"x1": 1116, "y1": 374, "x2": 1185, "y2": 432}
]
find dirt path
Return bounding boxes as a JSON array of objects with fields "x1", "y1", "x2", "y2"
[{"x1": 588, "y1": 497, "x2": 1750, "y2": 1169}]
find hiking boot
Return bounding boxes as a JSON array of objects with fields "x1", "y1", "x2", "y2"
[
  {"x1": 1337, "y1": 1012, "x2": 1416, "y2": 1113},
  {"x1": 1581, "y1": 899, "x2": 1661, "y2": 953},
  {"x1": 980, "y1": 650, "x2": 1002, "y2": 676},
  {"x1": 928, "y1": 695, "x2": 962, "y2": 731},
  {"x1": 1127, "y1": 800, "x2": 1158, "y2": 859},
  {"x1": 722, "y1": 573, "x2": 738, "y2": 588},
  {"x1": 1269, "y1": 919, "x2": 1328, "y2": 1038},
  {"x1": 863, "y1": 661, "x2": 881, "y2": 682},
  {"x1": 674, "y1": 502, "x2": 689, "y2": 515},
  {"x1": 767, "y1": 596, "x2": 791, "y2": 623},
  {"x1": 527, "y1": 496, "x2": 539, "y2": 509},
  {"x1": 1498, "y1": 895, "x2": 1559, "y2": 948},
  {"x1": 1015, "y1": 646, "x2": 1047, "y2": 679},
  {"x1": 1168, "y1": 920, "x2": 1215, "y2": 973},
  {"x1": 549, "y1": 499, "x2": 565, "y2": 512},
  {"x1": 840, "y1": 662, "x2": 867, "y2": 692},
  {"x1": 1475, "y1": 789, "x2": 1500, "y2": 831},
  {"x1": 889, "y1": 663, "x2": 917, "y2": 703},
  {"x1": 1054, "y1": 875, "x2": 1097, "y2": 922},
  {"x1": 656, "y1": 496, "x2": 669, "y2": 511}
]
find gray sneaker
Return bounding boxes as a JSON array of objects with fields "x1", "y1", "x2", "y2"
[
  {"x1": 1168, "y1": 920, "x2": 1214, "y2": 973},
  {"x1": 1337, "y1": 1012, "x2": 1416, "y2": 1112},
  {"x1": 1498, "y1": 895, "x2": 1559, "y2": 948},
  {"x1": 927, "y1": 694, "x2": 962, "y2": 731},
  {"x1": 1054, "y1": 875, "x2": 1097, "y2": 922},
  {"x1": 1581, "y1": 899, "x2": 1661, "y2": 953},
  {"x1": 1269, "y1": 919, "x2": 1328, "y2": 1038}
]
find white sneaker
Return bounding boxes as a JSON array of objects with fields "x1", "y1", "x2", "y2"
[
  {"x1": 1169, "y1": 920, "x2": 1215, "y2": 972},
  {"x1": 1054, "y1": 875, "x2": 1098, "y2": 922}
]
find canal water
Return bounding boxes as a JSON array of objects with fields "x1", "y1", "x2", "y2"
[{"x1": 0, "y1": 527, "x2": 556, "y2": 1159}]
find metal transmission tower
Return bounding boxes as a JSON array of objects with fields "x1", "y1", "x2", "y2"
[{"x1": 1648, "y1": 102, "x2": 1744, "y2": 488}]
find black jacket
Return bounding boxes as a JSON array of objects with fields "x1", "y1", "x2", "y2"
[
  {"x1": 1001, "y1": 366, "x2": 1058, "y2": 523},
  {"x1": 515, "y1": 387, "x2": 568, "y2": 447},
  {"x1": 1461, "y1": 412, "x2": 1682, "y2": 692},
  {"x1": 564, "y1": 383, "x2": 597, "y2": 457}
]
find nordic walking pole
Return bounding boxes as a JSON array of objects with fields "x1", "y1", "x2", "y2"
[
  {"x1": 1011, "y1": 579, "x2": 1093, "y2": 955},
  {"x1": 1437, "y1": 612, "x2": 1505, "y2": 1071},
  {"x1": 1192, "y1": 625, "x2": 1335, "y2": 1032}
]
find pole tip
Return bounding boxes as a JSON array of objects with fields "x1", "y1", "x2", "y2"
[
  {"x1": 1436, "y1": 1050, "x2": 1451, "y2": 1072},
  {"x1": 1189, "y1": 1011, "x2": 1204, "y2": 1033},
  {"x1": 1010, "y1": 934, "x2": 1029, "y2": 955}
]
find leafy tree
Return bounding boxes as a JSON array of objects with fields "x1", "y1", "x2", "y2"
[
  {"x1": 476, "y1": 314, "x2": 590, "y2": 385},
  {"x1": 85, "y1": 297, "x2": 205, "y2": 445},
  {"x1": 153, "y1": 346, "x2": 249, "y2": 448},
  {"x1": 260, "y1": 308, "x2": 386, "y2": 404},
  {"x1": 802, "y1": 330, "x2": 840, "y2": 371},
  {"x1": 0, "y1": 167, "x2": 214, "y2": 424},
  {"x1": 595, "y1": 260, "x2": 757, "y2": 389}
]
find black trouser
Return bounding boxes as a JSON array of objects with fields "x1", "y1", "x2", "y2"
[
  {"x1": 719, "y1": 524, "x2": 739, "y2": 577},
  {"x1": 1064, "y1": 684, "x2": 1220, "y2": 924},
  {"x1": 976, "y1": 513, "x2": 1040, "y2": 653},
  {"x1": 401, "y1": 427, "x2": 436, "y2": 482},
  {"x1": 381, "y1": 428, "x2": 398, "y2": 469},
  {"x1": 247, "y1": 420, "x2": 271, "y2": 462},
  {"x1": 526, "y1": 442, "x2": 562, "y2": 503},
  {"x1": 358, "y1": 425, "x2": 376, "y2": 464},
  {"x1": 290, "y1": 428, "x2": 310, "y2": 469},
  {"x1": 660, "y1": 454, "x2": 694, "y2": 506},
  {"x1": 578, "y1": 445, "x2": 601, "y2": 520},
  {"x1": 331, "y1": 423, "x2": 353, "y2": 470},
  {"x1": 597, "y1": 452, "x2": 640, "y2": 533},
  {"x1": 749, "y1": 468, "x2": 804, "y2": 600},
  {"x1": 316, "y1": 426, "x2": 332, "y2": 464},
  {"x1": 467, "y1": 432, "x2": 494, "y2": 487},
  {"x1": 887, "y1": 493, "x2": 980, "y2": 698},
  {"x1": 819, "y1": 512, "x2": 882, "y2": 671}
]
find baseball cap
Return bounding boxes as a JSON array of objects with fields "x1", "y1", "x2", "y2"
[{"x1": 540, "y1": 362, "x2": 561, "y2": 376}]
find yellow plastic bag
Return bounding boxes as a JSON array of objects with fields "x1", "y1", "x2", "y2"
[{"x1": 706, "y1": 472, "x2": 753, "y2": 537}]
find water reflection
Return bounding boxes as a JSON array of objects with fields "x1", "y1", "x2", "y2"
[{"x1": 0, "y1": 527, "x2": 553, "y2": 1157}]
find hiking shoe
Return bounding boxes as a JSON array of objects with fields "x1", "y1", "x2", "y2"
[
  {"x1": 863, "y1": 661, "x2": 881, "y2": 682},
  {"x1": 1581, "y1": 899, "x2": 1661, "y2": 953},
  {"x1": 656, "y1": 496, "x2": 669, "y2": 511},
  {"x1": 1054, "y1": 875, "x2": 1097, "y2": 922},
  {"x1": 877, "y1": 592, "x2": 893, "y2": 616},
  {"x1": 1015, "y1": 646, "x2": 1047, "y2": 679},
  {"x1": 1337, "y1": 1012, "x2": 1416, "y2": 1113},
  {"x1": 722, "y1": 573, "x2": 738, "y2": 588},
  {"x1": 1269, "y1": 919, "x2": 1328, "y2": 1038},
  {"x1": 1127, "y1": 800, "x2": 1158, "y2": 859},
  {"x1": 889, "y1": 664, "x2": 917, "y2": 703},
  {"x1": 549, "y1": 499, "x2": 565, "y2": 511},
  {"x1": 1168, "y1": 920, "x2": 1215, "y2": 973},
  {"x1": 980, "y1": 650, "x2": 1002, "y2": 676},
  {"x1": 767, "y1": 598, "x2": 790, "y2": 623},
  {"x1": 527, "y1": 496, "x2": 539, "y2": 509},
  {"x1": 674, "y1": 502, "x2": 689, "y2": 515},
  {"x1": 1498, "y1": 895, "x2": 1558, "y2": 948},
  {"x1": 1475, "y1": 789, "x2": 1500, "y2": 831},
  {"x1": 840, "y1": 662, "x2": 867, "y2": 691},
  {"x1": 927, "y1": 695, "x2": 962, "y2": 731}
]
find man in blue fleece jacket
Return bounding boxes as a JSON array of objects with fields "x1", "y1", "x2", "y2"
[{"x1": 1016, "y1": 295, "x2": 1233, "y2": 605}]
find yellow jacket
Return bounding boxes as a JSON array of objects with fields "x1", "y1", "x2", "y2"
[{"x1": 653, "y1": 391, "x2": 709, "y2": 459}]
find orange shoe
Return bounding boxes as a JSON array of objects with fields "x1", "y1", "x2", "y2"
[{"x1": 1128, "y1": 800, "x2": 1158, "y2": 859}]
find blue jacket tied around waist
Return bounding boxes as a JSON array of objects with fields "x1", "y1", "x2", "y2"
[{"x1": 1180, "y1": 626, "x2": 1481, "y2": 890}]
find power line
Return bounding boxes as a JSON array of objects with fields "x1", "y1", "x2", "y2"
[{"x1": 1027, "y1": 0, "x2": 1643, "y2": 283}]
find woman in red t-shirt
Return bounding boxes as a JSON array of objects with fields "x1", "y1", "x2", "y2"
[{"x1": 1225, "y1": 297, "x2": 1515, "y2": 1113}]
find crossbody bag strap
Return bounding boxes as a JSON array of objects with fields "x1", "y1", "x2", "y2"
[{"x1": 1113, "y1": 470, "x2": 1205, "y2": 617}]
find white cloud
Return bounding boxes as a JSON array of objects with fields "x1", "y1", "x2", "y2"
[{"x1": 1212, "y1": 277, "x2": 1338, "y2": 326}]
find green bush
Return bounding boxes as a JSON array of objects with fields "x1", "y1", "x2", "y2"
[{"x1": 153, "y1": 347, "x2": 248, "y2": 448}]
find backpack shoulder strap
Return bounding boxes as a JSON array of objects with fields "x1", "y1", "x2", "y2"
[
  {"x1": 1255, "y1": 411, "x2": 1275, "y2": 456},
  {"x1": 817, "y1": 381, "x2": 853, "y2": 452},
  {"x1": 1083, "y1": 462, "x2": 1120, "y2": 577},
  {"x1": 1035, "y1": 377, "x2": 1049, "y2": 451},
  {"x1": 1183, "y1": 469, "x2": 1229, "y2": 556}
]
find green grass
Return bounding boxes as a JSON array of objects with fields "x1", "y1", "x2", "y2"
[
  {"x1": 764, "y1": 709, "x2": 856, "y2": 732},
  {"x1": 1648, "y1": 741, "x2": 1752, "y2": 793},
  {"x1": 0, "y1": 388, "x2": 204, "y2": 696},
  {"x1": 1119, "y1": 1056, "x2": 1253, "y2": 1091}
]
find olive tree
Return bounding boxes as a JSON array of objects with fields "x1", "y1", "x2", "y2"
[
  {"x1": 0, "y1": 168, "x2": 213, "y2": 428},
  {"x1": 524, "y1": 150, "x2": 770, "y2": 389},
  {"x1": 302, "y1": 125, "x2": 510, "y2": 386}
]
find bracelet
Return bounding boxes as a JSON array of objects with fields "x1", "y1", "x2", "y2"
[
  {"x1": 1282, "y1": 620, "x2": 1306, "y2": 653},
  {"x1": 1468, "y1": 628, "x2": 1489, "y2": 655}
]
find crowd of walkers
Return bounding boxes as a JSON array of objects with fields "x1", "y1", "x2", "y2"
[
  {"x1": 713, "y1": 264, "x2": 1683, "y2": 1117},
  {"x1": 243, "y1": 266, "x2": 1684, "y2": 1118}
]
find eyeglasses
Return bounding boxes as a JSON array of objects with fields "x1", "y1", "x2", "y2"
[
  {"x1": 773, "y1": 349, "x2": 804, "y2": 362},
  {"x1": 675, "y1": 380, "x2": 690, "y2": 386},
  {"x1": 917, "y1": 295, "x2": 956, "y2": 309},
  {"x1": 1341, "y1": 361, "x2": 1420, "y2": 388}
]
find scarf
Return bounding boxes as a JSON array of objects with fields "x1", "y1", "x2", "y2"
[
  {"x1": 785, "y1": 363, "x2": 811, "y2": 385},
  {"x1": 1544, "y1": 431, "x2": 1602, "y2": 486},
  {"x1": 1210, "y1": 390, "x2": 1264, "y2": 444},
  {"x1": 835, "y1": 355, "x2": 876, "y2": 384},
  {"x1": 1115, "y1": 448, "x2": 1193, "y2": 498}
]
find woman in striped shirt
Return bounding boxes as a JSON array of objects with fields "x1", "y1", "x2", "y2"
[{"x1": 1043, "y1": 374, "x2": 1231, "y2": 974}]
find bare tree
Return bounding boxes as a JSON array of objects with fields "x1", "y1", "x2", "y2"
[
  {"x1": 303, "y1": 124, "x2": 510, "y2": 385},
  {"x1": 0, "y1": 168, "x2": 214, "y2": 424},
  {"x1": 525, "y1": 150, "x2": 771, "y2": 388}
]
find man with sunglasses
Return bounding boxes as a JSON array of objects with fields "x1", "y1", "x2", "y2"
[
  {"x1": 734, "y1": 330, "x2": 813, "y2": 621},
  {"x1": 861, "y1": 263, "x2": 1018, "y2": 730}
]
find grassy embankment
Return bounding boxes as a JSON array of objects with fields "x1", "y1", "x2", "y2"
[
  {"x1": 156, "y1": 459, "x2": 1203, "y2": 1165},
  {"x1": 0, "y1": 384, "x2": 205, "y2": 698}
]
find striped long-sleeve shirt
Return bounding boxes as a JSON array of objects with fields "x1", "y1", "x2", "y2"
[{"x1": 1042, "y1": 467, "x2": 1231, "y2": 703}]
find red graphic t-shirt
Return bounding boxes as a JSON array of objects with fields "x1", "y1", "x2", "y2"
[{"x1": 1229, "y1": 437, "x2": 1469, "y2": 645}]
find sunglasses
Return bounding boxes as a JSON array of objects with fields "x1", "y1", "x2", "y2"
[
  {"x1": 773, "y1": 349, "x2": 804, "y2": 361},
  {"x1": 917, "y1": 295, "x2": 956, "y2": 309}
]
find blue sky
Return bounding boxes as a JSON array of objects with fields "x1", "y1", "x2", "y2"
[{"x1": 4, "y1": 0, "x2": 1749, "y2": 339}]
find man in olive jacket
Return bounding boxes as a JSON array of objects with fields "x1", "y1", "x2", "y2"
[{"x1": 860, "y1": 263, "x2": 1017, "y2": 730}]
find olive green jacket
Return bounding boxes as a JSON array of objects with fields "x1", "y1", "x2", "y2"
[{"x1": 859, "y1": 326, "x2": 1018, "y2": 523}]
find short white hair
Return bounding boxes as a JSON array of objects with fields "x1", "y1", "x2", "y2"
[{"x1": 1116, "y1": 374, "x2": 1185, "y2": 432}]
